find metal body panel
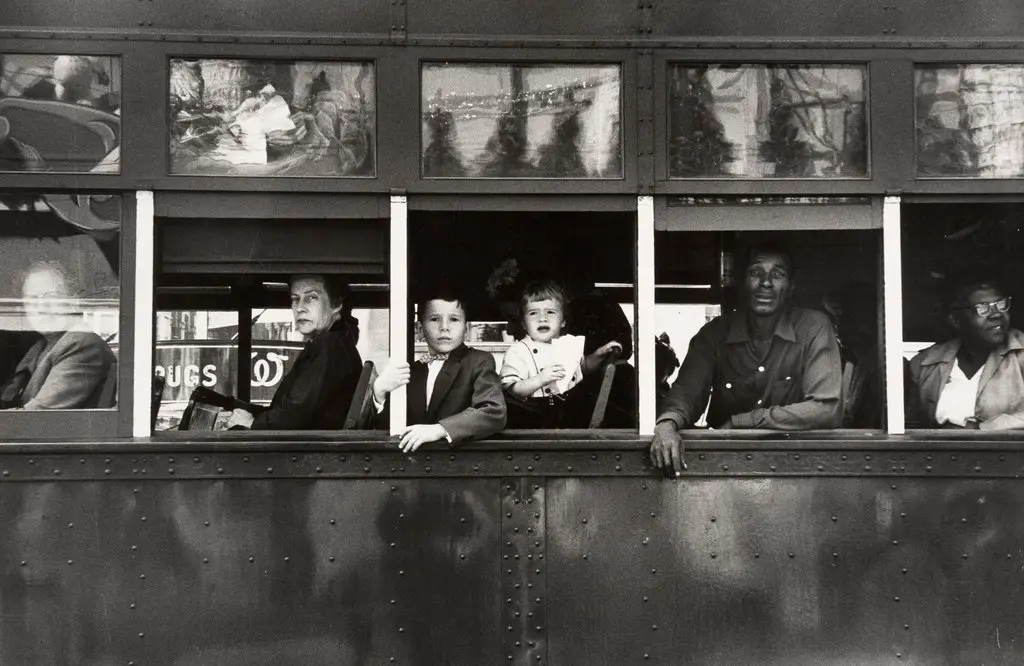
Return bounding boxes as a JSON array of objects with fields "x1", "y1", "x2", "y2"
[
  {"x1": 0, "y1": 476, "x2": 501, "y2": 665},
  {"x1": 0, "y1": 446, "x2": 1022, "y2": 664}
]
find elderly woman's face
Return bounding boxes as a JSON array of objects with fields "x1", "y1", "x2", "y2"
[
  {"x1": 953, "y1": 285, "x2": 1010, "y2": 349},
  {"x1": 23, "y1": 267, "x2": 75, "y2": 333},
  {"x1": 290, "y1": 276, "x2": 340, "y2": 338}
]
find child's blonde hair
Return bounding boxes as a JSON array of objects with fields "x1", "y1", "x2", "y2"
[{"x1": 519, "y1": 279, "x2": 568, "y2": 317}]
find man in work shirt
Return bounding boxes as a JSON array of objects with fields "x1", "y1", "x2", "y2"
[{"x1": 650, "y1": 246, "x2": 842, "y2": 476}]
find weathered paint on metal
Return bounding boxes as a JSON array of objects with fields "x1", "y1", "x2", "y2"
[{"x1": 0, "y1": 449, "x2": 1023, "y2": 664}]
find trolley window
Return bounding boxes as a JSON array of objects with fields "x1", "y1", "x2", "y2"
[
  {"x1": 406, "y1": 208, "x2": 637, "y2": 431},
  {"x1": 154, "y1": 213, "x2": 389, "y2": 433},
  {"x1": 654, "y1": 197, "x2": 882, "y2": 431},
  {"x1": 916, "y1": 64, "x2": 1024, "y2": 178},
  {"x1": 667, "y1": 64, "x2": 868, "y2": 179},
  {"x1": 902, "y1": 202, "x2": 1024, "y2": 432},
  {"x1": 421, "y1": 63, "x2": 623, "y2": 179},
  {"x1": 1, "y1": 53, "x2": 121, "y2": 174},
  {"x1": 0, "y1": 193, "x2": 120, "y2": 414},
  {"x1": 169, "y1": 58, "x2": 376, "y2": 177}
]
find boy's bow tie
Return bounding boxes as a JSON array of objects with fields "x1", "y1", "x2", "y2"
[{"x1": 422, "y1": 352, "x2": 449, "y2": 364}]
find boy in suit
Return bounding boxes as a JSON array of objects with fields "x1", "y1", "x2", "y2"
[{"x1": 374, "y1": 286, "x2": 506, "y2": 452}]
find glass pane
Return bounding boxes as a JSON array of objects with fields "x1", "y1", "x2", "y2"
[
  {"x1": 902, "y1": 203, "x2": 1024, "y2": 429},
  {"x1": 916, "y1": 65, "x2": 1024, "y2": 177},
  {"x1": 668, "y1": 64, "x2": 868, "y2": 178},
  {"x1": 169, "y1": 58, "x2": 376, "y2": 177},
  {"x1": 0, "y1": 193, "x2": 120, "y2": 410},
  {"x1": 1, "y1": 54, "x2": 121, "y2": 173},
  {"x1": 421, "y1": 63, "x2": 622, "y2": 178}
]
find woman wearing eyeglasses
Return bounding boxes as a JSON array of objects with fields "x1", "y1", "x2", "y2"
[{"x1": 906, "y1": 272, "x2": 1024, "y2": 430}]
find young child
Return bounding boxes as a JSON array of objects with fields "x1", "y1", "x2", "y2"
[
  {"x1": 373, "y1": 286, "x2": 506, "y2": 452},
  {"x1": 500, "y1": 279, "x2": 622, "y2": 427}
]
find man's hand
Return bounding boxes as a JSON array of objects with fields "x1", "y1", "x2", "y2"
[
  {"x1": 226, "y1": 408, "x2": 254, "y2": 429},
  {"x1": 650, "y1": 420, "x2": 686, "y2": 477},
  {"x1": 374, "y1": 360, "x2": 411, "y2": 402},
  {"x1": 398, "y1": 423, "x2": 448, "y2": 453},
  {"x1": 538, "y1": 364, "x2": 566, "y2": 386}
]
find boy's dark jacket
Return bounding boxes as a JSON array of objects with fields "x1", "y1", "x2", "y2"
[{"x1": 379, "y1": 344, "x2": 506, "y2": 444}]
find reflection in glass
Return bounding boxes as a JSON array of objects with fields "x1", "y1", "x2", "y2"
[
  {"x1": 169, "y1": 58, "x2": 375, "y2": 177},
  {"x1": 668, "y1": 64, "x2": 867, "y2": 178},
  {"x1": 421, "y1": 63, "x2": 622, "y2": 178},
  {"x1": 0, "y1": 194, "x2": 120, "y2": 409},
  {"x1": 916, "y1": 65, "x2": 1024, "y2": 177},
  {"x1": 0, "y1": 54, "x2": 121, "y2": 173}
]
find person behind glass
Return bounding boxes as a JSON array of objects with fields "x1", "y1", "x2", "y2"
[
  {"x1": 372, "y1": 285, "x2": 506, "y2": 452},
  {"x1": 650, "y1": 246, "x2": 843, "y2": 475},
  {"x1": 0, "y1": 260, "x2": 116, "y2": 409},
  {"x1": 226, "y1": 274, "x2": 362, "y2": 429},
  {"x1": 500, "y1": 279, "x2": 623, "y2": 428},
  {"x1": 906, "y1": 273, "x2": 1024, "y2": 430}
]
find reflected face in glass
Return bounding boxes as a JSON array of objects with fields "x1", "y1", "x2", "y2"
[
  {"x1": 290, "y1": 277, "x2": 340, "y2": 339},
  {"x1": 953, "y1": 286, "x2": 1010, "y2": 349},
  {"x1": 23, "y1": 266, "x2": 75, "y2": 333},
  {"x1": 419, "y1": 299, "x2": 467, "y2": 355},
  {"x1": 744, "y1": 252, "x2": 793, "y2": 318},
  {"x1": 523, "y1": 299, "x2": 565, "y2": 343}
]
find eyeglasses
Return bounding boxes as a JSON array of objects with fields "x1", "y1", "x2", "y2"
[{"x1": 956, "y1": 297, "x2": 1011, "y2": 317}]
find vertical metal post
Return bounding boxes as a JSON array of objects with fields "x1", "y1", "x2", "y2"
[
  {"x1": 132, "y1": 191, "x2": 155, "y2": 437},
  {"x1": 389, "y1": 193, "x2": 408, "y2": 435},
  {"x1": 883, "y1": 195, "x2": 905, "y2": 434},
  {"x1": 637, "y1": 195, "x2": 656, "y2": 435}
]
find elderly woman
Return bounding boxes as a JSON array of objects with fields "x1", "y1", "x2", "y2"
[
  {"x1": 227, "y1": 274, "x2": 363, "y2": 430},
  {"x1": 906, "y1": 274, "x2": 1024, "y2": 430},
  {"x1": 0, "y1": 260, "x2": 116, "y2": 409}
]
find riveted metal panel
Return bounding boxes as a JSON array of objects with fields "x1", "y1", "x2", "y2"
[
  {"x1": 0, "y1": 448, "x2": 1022, "y2": 481},
  {"x1": 0, "y1": 478, "x2": 501, "y2": 665},
  {"x1": 545, "y1": 476, "x2": 1024, "y2": 665},
  {"x1": 406, "y1": 0, "x2": 637, "y2": 37},
  {"x1": 650, "y1": 0, "x2": 895, "y2": 38},
  {"x1": 501, "y1": 478, "x2": 547, "y2": 665}
]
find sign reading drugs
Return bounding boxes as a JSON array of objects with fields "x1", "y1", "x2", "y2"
[{"x1": 154, "y1": 341, "x2": 304, "y2": 404}]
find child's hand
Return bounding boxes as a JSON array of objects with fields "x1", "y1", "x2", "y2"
[
  {"x1": 595, "y1": 341, "x2": 623, "y2": 358},
  {"x1": 539, "y1": 364, "x2": 566, "y2": 385},
  {"x1": 398, "y1": 423, "x2": 448, "y2": 453},
  {"x1": 374, "y1": 360, "x2": 411, "y2": 400}
]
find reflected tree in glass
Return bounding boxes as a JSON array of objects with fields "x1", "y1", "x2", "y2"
[
  {"x1": 668, "y1": 66, "x2": 734, "y2": 176},
  {"x1": 668, "y1": 64, "x2": 867, "y2": 178},
  {"x1": 421, "y1": 63, "x2": 622, "y2": 178}
]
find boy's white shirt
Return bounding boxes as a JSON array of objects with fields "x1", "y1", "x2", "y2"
[
  {"x1": 374, "y1": 357, "x2": 452, "y2": 442},
  {"x1": 500, "y1": 333, "x2": 586, "y2": 397}
]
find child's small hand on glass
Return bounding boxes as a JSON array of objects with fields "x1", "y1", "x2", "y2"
[{"x1": 539, "y1": 364, "x2": 566, "y2": 385}]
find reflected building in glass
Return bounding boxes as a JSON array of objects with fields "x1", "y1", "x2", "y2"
[
  {"x1": 916, "y1": 65, "x2": 1024, "y2": 177},
  {"x1": 421, "y1": 63, "x2": 622, "y2": 178}
]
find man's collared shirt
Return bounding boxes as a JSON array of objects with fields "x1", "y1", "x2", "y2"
[
  {"x1": 907, "y1": 329, "x2": 1024, "y2": 430},
  {"x1": 657, "y1": 307, "x2": 842, "y2": 430}
]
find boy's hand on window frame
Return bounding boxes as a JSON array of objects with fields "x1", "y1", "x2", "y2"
[{"x1": 398, "y1": 423, "x2": 448, "y2": 452}]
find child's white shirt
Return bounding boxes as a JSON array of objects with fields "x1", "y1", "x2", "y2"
[{"x1": 500, "y1": 334, "x2": 585, "y2": 398}]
